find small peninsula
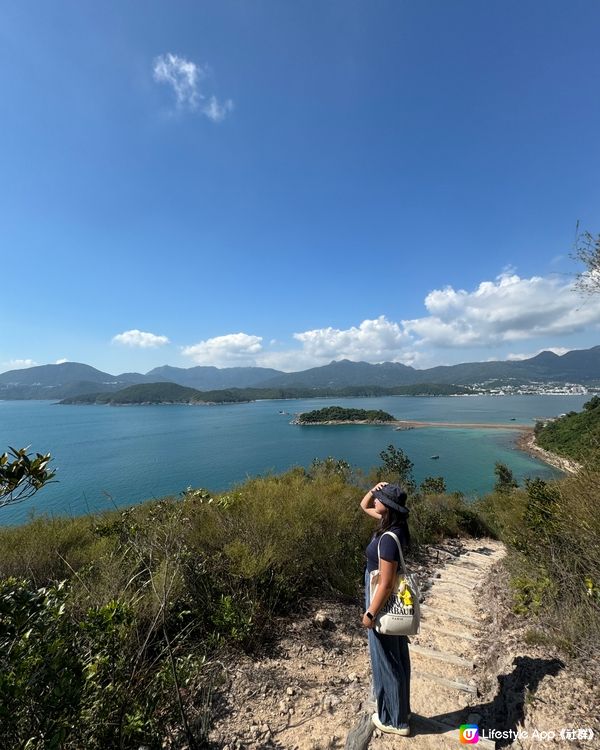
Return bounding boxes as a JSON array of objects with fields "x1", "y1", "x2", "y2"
[
  {"x1": 534, "y1": 395, "x2": 600, "y2": 462},
  {"x1": 517, "y1": 395, "x2": 600, "y2": 474},
  {"x1": 294, "y1": 406, "x2": 396, "y2": 424}
]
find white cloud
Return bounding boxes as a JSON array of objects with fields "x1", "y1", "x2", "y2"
[
  {"x1": 293, "y1": 316, "x2": 411, "y2": 363},
  {"x1": 506, "y1": 347, "x2": 570, "y2": 361},
  {"x1": 153, "y1": 53, "x2": 203, "y2": 109},
  {"x1": 55, "y1": 358, "x2": 68, "y2": 365},
  {"x1": 404, "y1": 272, "x2": 600, "y2": 348},
  {"x1": 177, "y1": 272, "x2": 600, "y2": 372},
  {"x1": 2, "y1": 359, "x2": 38, "y2": 371},
  {"x1": 112, "y1": 330, "x2": 170, "y2": 348},
  {"x1": 250, "y1": 348, "x2": 324, "y2": 373},
  {"x1": 182, "y1": 333, "x2": 263, "y2": 366},
  {"x1": 152, "y1": 53, "x2": 233, "y2": 121},
  {"x1": 203, "y1": 96, "x2": 234, "y2": 122}
]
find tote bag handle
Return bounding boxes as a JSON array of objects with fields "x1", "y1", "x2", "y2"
[{"x1": 376, "y1": 530, "x2": 408, "y2": 577}]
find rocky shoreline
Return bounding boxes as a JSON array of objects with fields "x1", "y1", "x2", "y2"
[
  {"x1": 516, "y1": 432, "x2": 581, "y2": 475},
  {"x1": 291, "y1": 419, "x2": 398, "y2": 426}
]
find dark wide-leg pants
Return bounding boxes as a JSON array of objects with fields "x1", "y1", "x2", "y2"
[{"x1": 364, "y1": 567, "x2": 411, "y2": 727}]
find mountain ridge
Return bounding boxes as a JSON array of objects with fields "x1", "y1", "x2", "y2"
[{"x1": 1, "y1": 345, "x2": 599, "y2": 400}]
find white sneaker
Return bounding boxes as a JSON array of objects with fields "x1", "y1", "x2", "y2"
[{"x1": 372, "y1": 712, "x2": 411, "y2": 736}]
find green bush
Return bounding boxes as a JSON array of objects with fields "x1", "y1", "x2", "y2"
[
  {"x1": 409, "y1": 492, "x2": 492, "y2": 544},
  {"x1": 0, "y1": 578, "x2": 83, "y2": 749},
  {"x1": 475, "y1": 468, "x2": 600, "y2": 659},
  {"x1": 0, "y1": 514, "x2": 104, "y2": 586}
]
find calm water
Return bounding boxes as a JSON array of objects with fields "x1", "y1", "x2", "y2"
[{"x1": 0, "y1": 394, "x2": 588, "y2": 525}]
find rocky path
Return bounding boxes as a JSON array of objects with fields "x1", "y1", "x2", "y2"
[{"x1": 208, "y1": 537, "x2": 510, "y2": 750}]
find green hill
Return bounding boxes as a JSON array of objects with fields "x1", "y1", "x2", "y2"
[
  {"x1": 535, "y1": 396, "x2": 600, "y2": 460},
  {"x1": 60, "y1": 382, "x2": 205, "y2": 404},
  {"x1": 59, "y1": 382, "x2": 473, "y2": 405},
  {"x1": 296, "y1": 406, "x2": 395, "y2": 423}
]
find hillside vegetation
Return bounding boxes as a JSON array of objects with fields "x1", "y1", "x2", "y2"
[
  {"x1": 1, "y1": 441, "x2": 598, "y2": 748},
  {"x1": 59, "y1": 382, "x2": 472, "y2": 405},
  {"x1": 475, "y1": 467, "x2": 600, "y2": 665},
  {"x1": 61, "y1": 382, "x2": 206, "y2": 404},
  {"x1": 534, "y1": 395, "x2": 600, "y2": 460},
  {"x1": 0, "y1": 456, "x2": 492, "y2": 750}
]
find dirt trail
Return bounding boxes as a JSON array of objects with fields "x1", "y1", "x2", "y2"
[
  {"x1": 208, "y1": 538, "x2": 515, "y2": 749},
  {"x1": 208, "y1": 538, "x2": 599, "y2": 749}
]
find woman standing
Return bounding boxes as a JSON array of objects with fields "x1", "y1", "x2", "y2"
[{"x1": 361, "y1": 481, "x2": 412, "y2": 736}]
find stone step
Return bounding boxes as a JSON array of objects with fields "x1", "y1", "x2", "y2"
[
  {"x1": 418, "y1": 621, "x2": 478, "y2": 642},
  {"x1": 412, "y1": 669, "x2": 477, "y2": 695},
  {"x1": 409, "y1": 643, "x2": 474, "y2": 669},
  {"x1": 420, "y1": 603, "x2": 481, "y2": 627}
]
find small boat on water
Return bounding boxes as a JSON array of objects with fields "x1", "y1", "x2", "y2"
[{"x1": 430, "y1": 455, "x2": 440, "y2": 460}]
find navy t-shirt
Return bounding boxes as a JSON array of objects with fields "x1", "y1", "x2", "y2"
[{"x1": 365, "y1": 525, "x2": 408, "y2": 574}]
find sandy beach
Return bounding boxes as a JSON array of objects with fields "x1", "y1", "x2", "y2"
[
  {"x1": 294, "y1": 418, "x2": 534, "y2": 431},
  {"x1": 392, "y1": 419, "x2": 534, "y2": 431}
]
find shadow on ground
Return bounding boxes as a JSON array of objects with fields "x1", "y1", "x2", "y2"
[{"x1": 412, "y1": 655, "x2": 565, "y2": 746}]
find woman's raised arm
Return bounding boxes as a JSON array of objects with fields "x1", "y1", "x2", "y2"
[{"x1": 360, "y1": 481, "x2": 388, "y2": 520}]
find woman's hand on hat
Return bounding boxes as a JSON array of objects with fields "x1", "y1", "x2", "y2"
[{"x1": 371, "y1": 481, "x2": 388, "y2": 494}]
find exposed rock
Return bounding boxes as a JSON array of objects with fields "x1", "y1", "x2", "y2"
[{"x1": 313, "y1": 610, "x2": 336, "y2": 630}]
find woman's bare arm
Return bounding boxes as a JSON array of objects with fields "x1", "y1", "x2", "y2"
[
  {"x1": 367, "y1": 558, "x2": 398, "y2": 615},
  {"x1": 360, "y1": 481, "x2": 388, "y2": 520}
]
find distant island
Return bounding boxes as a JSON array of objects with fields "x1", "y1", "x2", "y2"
[
  {"x1": 294, "y1": 406, "x2": 396, "y2": 424},
  {"x1": 58, "y1": 381, "x2": 474, "y2": 405},
  {"x1": 60, "y1": 383, "x2": 208, "y2": 405}
]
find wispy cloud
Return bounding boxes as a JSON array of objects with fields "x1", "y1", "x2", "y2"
[
  {"x1": 152, "y1": 53, "x2": 233, "y2": 121},
  {"x1": 506, "y1": 347, "x2": 570, "y2": 361},
  {"x1": 55, "y1": 358, "x2": 68, "y2": 365},
  {"x1": 153, "y1": 53, "x2": 203, "y2": 109},
  {"x1": 202, "y1": 95, "x2": 234, "y2": 122},
  {"x1": 1, "y1": 359, "x2": 38, "y2": 371},
  {"x1": 112, "y1": 330, "x2": 170, "y2": 348}
]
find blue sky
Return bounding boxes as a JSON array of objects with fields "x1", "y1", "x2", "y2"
[{"x1": 1, "y1": 0, "x2": 600, "y2": 375}]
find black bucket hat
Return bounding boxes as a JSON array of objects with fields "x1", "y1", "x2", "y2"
[{"x1": 372, "y1": 484, "x2": 408, "y2": 514}]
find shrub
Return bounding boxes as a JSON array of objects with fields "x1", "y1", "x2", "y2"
[
  {"x1": 409, "y1": 492, "x2": 493, "y2": 544},
  {"x1": 0, "y1": 578, "x2": 83, "y2": 749},
  {"x1": 475, "y1": 467, "x2": 600, "y2": 660}
]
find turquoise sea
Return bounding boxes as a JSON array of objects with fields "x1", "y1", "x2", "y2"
[{"x1": 0, "y1": 394, "x2": 589, "y2": 525}]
